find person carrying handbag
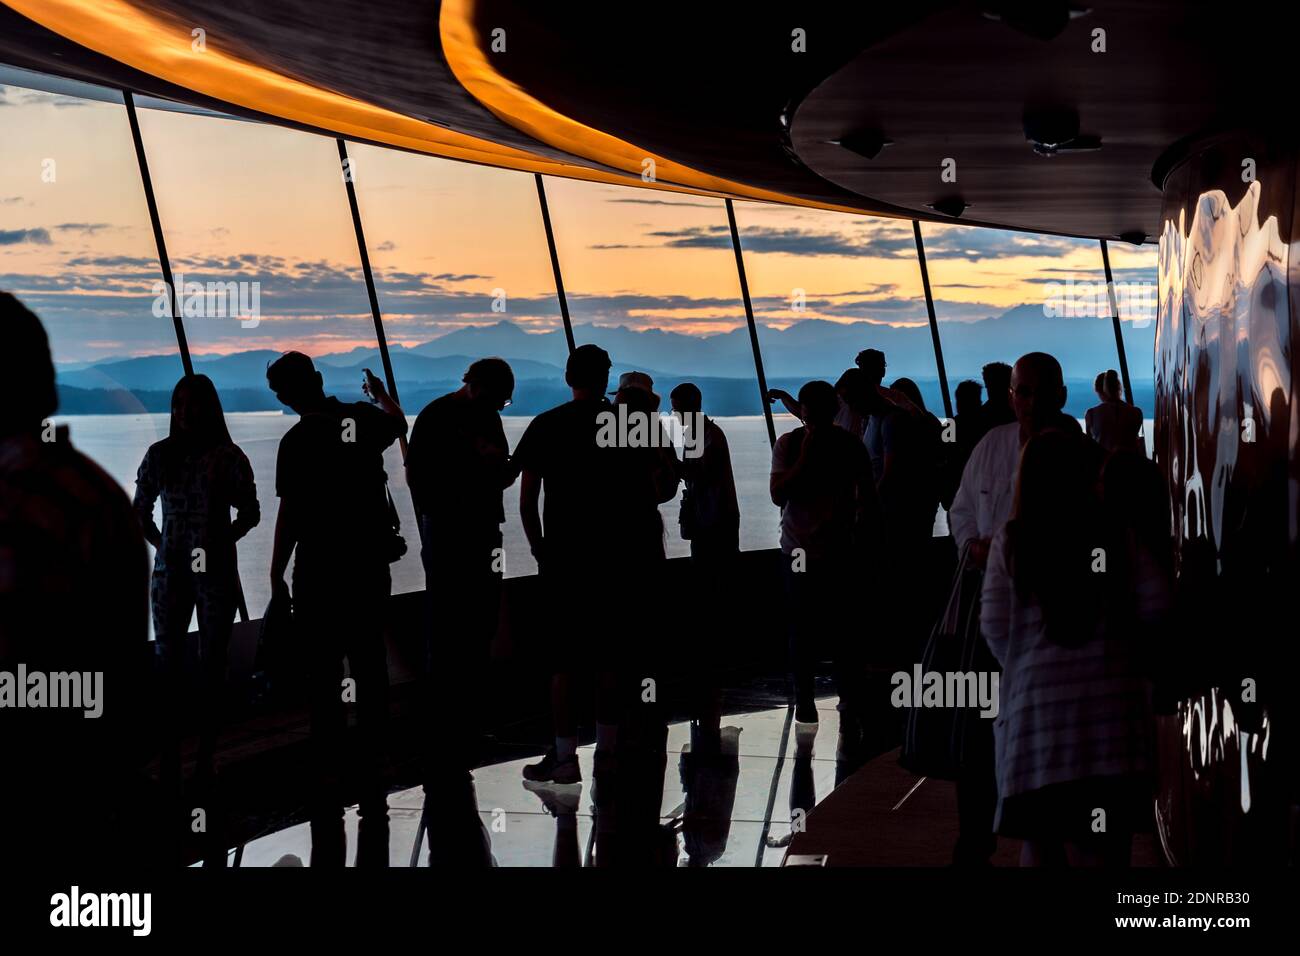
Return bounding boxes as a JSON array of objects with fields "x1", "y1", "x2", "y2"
[{"x1": 944, "y1": 351, "x2": 1082, "y2": 865}]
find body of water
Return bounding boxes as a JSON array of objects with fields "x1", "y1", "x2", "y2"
[
  {"x1": 56, "y1": 411, "x2": 1155, "y2": 617},
  {"x1": 56, "y1": 412, "x2": 794, "y2": 616}
]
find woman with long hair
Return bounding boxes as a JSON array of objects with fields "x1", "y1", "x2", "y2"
[
  {"x1": 1085, "y1": 368, "x2": 1145, "y2": 455},
  {"x1": 134, "y1": 374, "x2": 259, "y2": 787},
  {"x1": 980, "y1": 429, "x2": 1170, "y2": 866}
]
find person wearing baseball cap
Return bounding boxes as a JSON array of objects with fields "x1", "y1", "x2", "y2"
[{"x1": 609, "y1": 370, "x2": 659, "y2": 406}]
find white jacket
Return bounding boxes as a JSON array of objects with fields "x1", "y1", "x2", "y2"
[{"x1": 948, "y1": 422, "x2": 1021, "y2": 551}]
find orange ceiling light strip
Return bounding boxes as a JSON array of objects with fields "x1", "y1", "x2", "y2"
[
  {"x1": 440, "y1": 0, "x2": 875, "y2": 215},
  {"x1": 0, "y1": 0, "x2": 727, "y2": 196}
]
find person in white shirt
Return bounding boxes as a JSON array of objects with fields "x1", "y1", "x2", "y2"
[
  {"x1": 981, "y1": 438, "x2": 1169, "y2": 865},
  {"x1": 950, "y1": 353, "x2": 1081, "y2": 566},
  {"x1": 945, "y1": 351, "x2": 1081, "y2": 864}
]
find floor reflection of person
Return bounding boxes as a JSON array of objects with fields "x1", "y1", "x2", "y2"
[
  {"x1": 134, "y1": 374, "x2": 259, "y2": 791},
  {"x1": 267, "y1": 353, "x2": 407, "y2": 867},
  {"x1": 423, "y1": 771, "x2": 497, "y2": 868},
  {"x1": 591, "y1": 717, "x2": 671, "y2": 868},
  {"x1": 680, "y1": 724, "x2": 742, "y2": 867},
  {"x1": 0, "y1": 293, "x2": 152, "y2": 866}
]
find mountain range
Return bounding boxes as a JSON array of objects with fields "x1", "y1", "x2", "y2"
[{"x1": 54, "y1": 304, "x2": 1156, "y2": 417}]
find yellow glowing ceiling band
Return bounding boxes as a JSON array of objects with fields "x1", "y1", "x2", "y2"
[
  {"x1": 0, "y1": 0, "x2": 730, "y2": 196},
  {"x1": 439, "y1": 0, "x2": 877, "y2": 215}
]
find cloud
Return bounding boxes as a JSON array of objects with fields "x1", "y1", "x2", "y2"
[
  {"x1": 0, "y1": 228, "x2": 52, "y2": 245},
  {"x1": 54, "y1": 222, "x2": 113, "y2": 235},
  {"x1": 375, "y1": 240, "x2": 396, "y2": 252},
  {"x1": 593, "y1": 221, "x2": 919, "y2": 258},
  {"x1": 0, "y1": 86, "x2": 85, "y2": 108},
  {"x1": 1023, "y1": 267, "x2": 1155, "y2": 284},
  {"x1": 64, "y1": 254, "x2": 158, "y2": 270},
  {"x1": 586, "y1": 219, "x2": 1086, "y2": 263},
  {"x1": 605, "y1": 197, "x2": 719, "y2": 208},
  {"x1": 427, "y1": 272, "x2": 488, "y2": 282},
  {"x1": 919, "y1": 227, "x2": 1084, "y2": 261},
  {"x1": 4, "y1": 241, "x2": 1158, "y2": 367}
]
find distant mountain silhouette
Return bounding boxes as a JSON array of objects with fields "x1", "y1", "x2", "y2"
[
  {"x1": 397, "y1": 308, "x2": 1154, "y2": 381},
  {"x1": 52, "y1": 305, "x2": 1155, "y2": 416}
]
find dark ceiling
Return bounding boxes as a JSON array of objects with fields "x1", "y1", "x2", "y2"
[{"x1": 2, "y1": 0, "x2": 1292, "y2": 240}]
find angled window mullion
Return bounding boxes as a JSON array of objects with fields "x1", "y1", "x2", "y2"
[
  {"x1": 1099, "y1": 238, "x2": 1136, "y2": 405},
  {"x1": 535, "y1": 174, "x2": 576, "y2": 353},
  {"x1": 725, "y1": 199, "x2": 777, "y2": 448},
  {"x1": 123, "y1": 90, "x2": 193, "y2": 377},
  {"x1": 912, "y1": 221, "x2": 953, "y2": 420},
  {"x1": 337, "y1": 138, "x2": 401, "y2": 404}
]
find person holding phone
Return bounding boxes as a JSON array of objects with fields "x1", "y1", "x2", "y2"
[{"x1": 266, "y1": 351, "x2": 407, "y2": 867}]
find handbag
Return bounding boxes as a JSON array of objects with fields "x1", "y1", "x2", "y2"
[
  {"x1": 249, "y1": 586, "x2": 302, "y2": 705},
  {"x1": 898, "y1": 540, "x2": 989, "y2": 780},
  {"x1": 382, "y1": 482, "x2": 407, "y2": 564}
]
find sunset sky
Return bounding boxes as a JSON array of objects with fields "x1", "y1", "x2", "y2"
[{"x1": 1, "y1": 79, "x2": 1158, "y2": 371}]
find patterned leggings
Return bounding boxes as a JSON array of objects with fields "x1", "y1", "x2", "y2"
[{"x1": 151, "y1": 567, "x2": 238, "y2": 777}]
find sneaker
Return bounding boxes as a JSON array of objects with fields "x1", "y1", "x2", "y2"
[
  {"x1": 523, "y1": 780, "x2": 583, "y2": 816},
  {"x1": 521, "y1": 747, "x2": 582, "y2": 784}
]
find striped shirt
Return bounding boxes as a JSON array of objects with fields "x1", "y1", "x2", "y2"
[{"x1": 980, "y1": 525, "x2": 1169, "y2": 822}]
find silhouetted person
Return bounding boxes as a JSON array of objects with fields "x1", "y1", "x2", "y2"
[
  {"x1": 878, "y1": 377, "x2": 945, "y2": 663},
  {"x1": 670, "y1": 383, "x2": 739, "y2": 560},
  {"x1": 857, "y1": 349, "x2": 889, "y2": 475},
  {"x1": 515, "y1": 345, "x2": 622, "y2": 785},
  {"x1": 608, "y1": 372, "x2": 679, "y2": 568},
  {"x1": 836, "y1": 372, "x2": 868, "y2": 441},
  {"x1": 982, "y1": 435, "x2": 1168, "y2": 866},
  {"x1": 885, "y1": 377, "x2": 944, "y2": 540},
  {"x1": 267, "y1": 352, "x2": 407, "y2": 867},
  {"x1": 670, "y1": 382, "x2": 739, "y2": 749},
  {"x1": 947, "y1": 351, "x2": 1080, "y2": 865},
  {"x1": 134, "y1": 374, "x2": 258, "y2": 808},
  {"x1": 1086, "y1": 369, "x2": 1145, "y2": 456},
  {"x1": 0, "y1": 293, "x2": 151, "y2": 866},
  {"x1": 855, "y1": 348, "x2": 887, "y2": 385},
  {"x1": 606, "y1": 373, "x2": 679, "y2": 740},
  {"x1": 979, "y1": 361, "x2": 1016, "y2": 435},
  {"x1": 767, "y1": 348, "x2": 888, "y2": 445},
  {"x1": 406, "y1": 358, "x2": 517, "y2": 788},
  {"x1": 955, "y1": 379, "x2": 983, "y2": 421},
  {"x1": 941, "y1": 379, "x2": 984, "y2": 509},
  {"x1": 771, "y1": 380, "x2": 877, "y2": 725}
]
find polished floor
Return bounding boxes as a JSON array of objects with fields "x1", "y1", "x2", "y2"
[{"x1": 220, "y1": 696, "x2": 854, "y2": 867}]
